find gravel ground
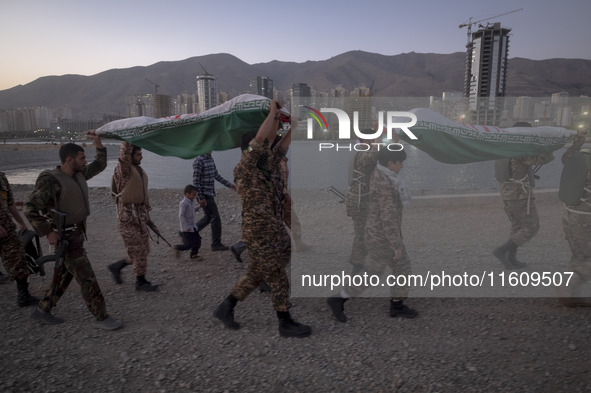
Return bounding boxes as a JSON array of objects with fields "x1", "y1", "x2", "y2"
[{"x1": 1, "y1": 152, "x2": 590, "y2": 392}]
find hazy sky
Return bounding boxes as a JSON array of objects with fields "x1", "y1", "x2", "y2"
[{"x1": 1, "y1": 0, "x2": 590, "y2": 91}]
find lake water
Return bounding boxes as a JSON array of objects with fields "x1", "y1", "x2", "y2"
[{"x1": 4, "y1": 141, "x2": 567, "y2": 194}]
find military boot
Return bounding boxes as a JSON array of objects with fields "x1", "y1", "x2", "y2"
[
  {"x1": 213, "y1": 295, "x2": 240, "y2": 330},
  {"x1": 108, "y1": 259, "x2": 128, "y2": 284},
  {"x1": 135, "y1": 276, "x2": 158, "y2": 292},
  {"x1": 493, "y1": 240, "x2": 527, "y2": 269},
  {"x1": 505, "y1": 242, "x2": 527, "y2": 268},
  {"x1": 389, "y1": 299, "x2": 418, "y2": 318},
  {"x1": 557, "y1": 272, "x2": 591, "y2": 307},
  {"x1": 327, "y1": 296, "x2": 349, "y2": 322},
  {"x1": 16, "y1": 279, "x2": 39, "y2": 307},
  {"x1": 277, "y1": 312, "x2": 312, "y2": 338}
]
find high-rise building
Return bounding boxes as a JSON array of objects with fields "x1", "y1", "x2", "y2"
[
  {"x1": 291, "y1": 83, "x2": 312, "y2": 138},
  {"x1": 513, "y1": 96, "x2": 533, "y2": 122},
  {"x1": 196, "y1": 74, "x2": 217, "y2": 113},
  {"x1": 126, "y1": 94, "x2": 172, "y2": 118},
  {"x1": 464, "y1": 22, "x2": 511, "y2": 125},
  {"x1": 250, "y1": 76, "x2": 273, "y2": 99}
]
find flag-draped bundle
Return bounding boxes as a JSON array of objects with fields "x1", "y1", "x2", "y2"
[
  {"x1": 398, "y1": 108, "x2": 575, "y2": 164},
  {"x1": 96, "y1": 94, "x2": 287, "y2": 159}
]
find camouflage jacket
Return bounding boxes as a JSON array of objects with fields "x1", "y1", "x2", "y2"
[
  {"x1": 113, "y1": 142, "x2": 151, "y2": 222},
  {"x1": 0, "y1": 172, "x2": 17, "y2": 233},
  {"x1": 271, "y1": 144, "x2": 288, "y2": 218},
  {"x1": 499, "y1": 152, "x2": 555, "y2": 201},
  {"x1": 365, "y1": 166, "x2": 404, "y2": 256},
  {"x1": 234, "y1": 138, "x2": 284, "y2": 242},
  {"x1": 24, "y1": 147, "x2": 107, "y2": 237}
]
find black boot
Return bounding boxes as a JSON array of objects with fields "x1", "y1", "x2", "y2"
[
  {"x1": 17, "y1": 279, "x2": 39, "y2": 307},
  {"x1": 108, "y1": 259, "x2": 128, "y2": 284},
  {"x1": 493, "y1": 240, "x2": 526, "y2": 269},
  {"x1": 327, "y1": 296, "x2": 349, "y2": 322},
  {"x1": 389, "y1": 299, "x2": 418, "y2": 318},
  {"x1": 277, "y1": 311, "x2": 312, "y2": 338},
  {"x1": 213, "y1": 295, "x2": 240, "y2": 330},
  {"x1": 135, "y1": 275, "x2": 158, "y2": 292},
  {"x1": 506, "y1": 243, "x2": 527, "y2": 268}
]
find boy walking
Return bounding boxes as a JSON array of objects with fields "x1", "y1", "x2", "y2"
[{"x1": 174, "y1": 185, "x2": 202, "y2": 260}]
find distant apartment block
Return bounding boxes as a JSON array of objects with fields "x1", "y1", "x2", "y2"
[
  {"x1": 551, "y1": 91, "x2": 569, "y2": 106},
  {"x1": 126, "y1": 94, "x2": 173, "y2": 118},
  {"x1": 176, "y1": 93, "x2": 198, "y2": 115},
  {"x1": 0, "y1": 106, "x2": 53, "y2": 132},
  {"x1": 290, "y1": 83, "x2": 311, "y2": 137},
  {"x1": 250, "y1": 76, "x2": 273, "y2": 99},
  {"x1": 196, "y1": 74, "x2": 217, "y2": 113},
  {"x1": 464, "y1": 22, "x2": 511, "y2": 125}
]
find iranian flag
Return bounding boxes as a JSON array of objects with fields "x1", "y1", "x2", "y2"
[
  {"x1": 399, "y1": 108, "x2": 576, "y2": 164},
  {"x1": 96, "y1": 94, "x2": 288, "y2": 159}
]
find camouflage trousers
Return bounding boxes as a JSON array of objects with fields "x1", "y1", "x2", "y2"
[
  {"x1": 281, "y1": 192, "x2": 303, "y2": 244},
  {"x1": 38, "y1": 252, "x2": 107, "y2": 320},
  {"x1": 345, "y1": 244, "x2": 411, "y2": 299},
  {"x1": 562, "y1": 209, "x2": 591, "y2": 281},
  {"x1": 118, "y1": 208, "x2": 150, "y2": 277},
  {"x1": 0, "y1": 232, "x2": 29, "y2": 280},
  {"x1": 231, "y1": 228, "x2": 292, "y2": 312},
  {"x1": 503, "y1": 199, "x2": 540, "y2": 246},
  {"x1": 349, "y1": 209, "x2": 369, "y2": 267}
]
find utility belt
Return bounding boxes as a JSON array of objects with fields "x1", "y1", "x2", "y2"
[{"x1": 565, "y1": 198, "x2": 591, "y2": 215}]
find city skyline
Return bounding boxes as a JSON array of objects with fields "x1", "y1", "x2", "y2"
[{"x1": 1, "y1": 0, "x2": 590, "y2": 91}]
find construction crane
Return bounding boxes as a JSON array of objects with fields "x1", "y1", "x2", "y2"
[
  {"x1": 144, "y1": 77, "x2": 160, "y2": 94},
  {"x1": 459, "y1": 8, "x2": 523, "y2": 45},
  {"x1": 199, "y1": 62, "x2": 211, "y2": 76}
]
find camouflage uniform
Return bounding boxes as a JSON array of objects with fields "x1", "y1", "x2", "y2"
[
  {"x1": 230, "y1": 138, "x2": 291, "y2": 311},
  {"x1": 345, "y1": 150, "x2": 379, "y2": 267},
  {"x1": 561, "y1": 135, "x2": 591, "y2": 284},
  {"x1": 113, "y1": 142, "x2": 151, "y2": 277},
  {"x1": 272, "y1": 145, "x2": 292, "y2": 264},
  {"x1": 345, "y1": 164, "x2": 411, "y2": 299},
  {"x1": 24, "y1": 147, "x2": 108, "y2": 319},
  {"x1": 0, "y1": 173, "x2": 29, "y2": 280},
  {"x1": 499, "y1": 152, "x2": 554, "y2": 246},
  {"x1": 278, "y1": 154, "x2": 306, "y2": 249}
]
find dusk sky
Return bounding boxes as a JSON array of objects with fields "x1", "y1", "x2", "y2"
[{"x1": 1, "y1": 0, "x2": 590, "y2": 91}]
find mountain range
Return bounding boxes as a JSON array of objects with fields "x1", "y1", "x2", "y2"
[{"x1": 1, "y1": 51, "x2": 590, "y2": 119}]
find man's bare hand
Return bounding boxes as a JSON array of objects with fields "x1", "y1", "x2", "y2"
[
  {"x1": 47, "y1": 231, "x2": 58, "y2": 247},
  {"x1": 85, "y1": 129, "x2": 104, "y2": 148}
]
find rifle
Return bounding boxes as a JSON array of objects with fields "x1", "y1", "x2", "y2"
[
  {"x1": 146, "y1": 220, "x2": 172, "y2": 247},
  {"x1": 326, "y1": 186, "x2": 346, "y2": 202},
  {"x1": 49, "y1": 209, "x2": 68, "y2": 310}
]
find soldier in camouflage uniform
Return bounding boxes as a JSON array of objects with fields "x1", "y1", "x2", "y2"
[
  {"x1": 229, "y1": 131, "x2": 307, "y2": 264},
  {"x1": 328, "y1": 148, "x2": 418, "y2": 322},
  {"x1": 213, "y1": 101, "x2": 312, "y2": 338},
  {"x1": 344, "y1": 139, "x2": 379, "y2": 272},
  {"x1": 25, "y1": 131, "x2": 122, "y2": 330},
  {"x1": 493, "y1": 151, "x2": 554, "y2": 269},
  {"x1": 558, "y1": 131, "x2": 591, "y2": 307},
  {"x1": 108, "y1": 142, "x2": 158, "y2": 292},
  {"x1": 0, "y1": 172, "x2": 39, "y2": 307}
]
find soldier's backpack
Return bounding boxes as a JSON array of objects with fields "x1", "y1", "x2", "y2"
[
  {"x1": 559, "y1": 151, "x2": 591, "y2": 206},
  {"x1": 494, "y1": 158, "x2": 512, "y2": 182}
]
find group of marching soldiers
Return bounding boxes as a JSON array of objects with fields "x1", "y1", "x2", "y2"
[{"x1": 1, "y1": 110, "x2": 590, "y2": 335}]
